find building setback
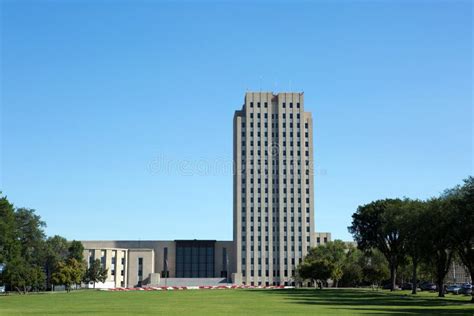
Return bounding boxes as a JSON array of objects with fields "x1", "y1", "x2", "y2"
[{"x1": 233, "y1": 92, "x2": 315, "y2": 286}]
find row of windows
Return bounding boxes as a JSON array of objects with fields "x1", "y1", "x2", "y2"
[
  {"x1": 316, "y1": 237, "x2": 329, "y2": 243},
  {"x1": 241, "y1": 168, "x2": 305, "y2": 177},
  {"x1": 246, "y1": 113, "x2": 304, "y2": 120},
  {"x1": 241, "y1": 255, "x2": 307, "y2": 264},
  {"x1": 243, "y1": 122, "x2": 307, "y2": 130},
  {"x1": 88, "y1": 251, "x2": 126, "y2": 268},
  {"x1": 246, "y1": 113, "x2": 305, "y2": 121},
  {"x1": 243, "y1": 216, "x2": 311, "y2": 223},
  {"x1": 241, "y1": 186, "x2": 305, "y2": 193},
  {"x1": 241, "y1": 249, "x2": 307, "y2": 258},
  {"x1": 242, "y1": 150, "x2": 310, "y2": 157},
  {"x1": 243, "y1": 187, "x2": 310, "y2": 194},
  {"x1": 242, "y1": 123, "x2": 301, "y2": 132},
  {"x1": 242, "y1": 121, "x2": 309, "y2": 133},
  {"x1": 242, "y1": 159, "x2": 310, "y2": 166},
  {"x1": 242, "y1": 257, "x2": 303, "y2": 265},
  {"x1": 242, "y1": 178, "x2": 310, "y2": 185},
  {"x1": 248, "y1": 101, "x2": 301, "y2": 109},
  {"x1": 241, "y1": 213, "x2": 310, "y2": 221},
  {"x1": 243, "y1": 197, "x2": 311, "y2": 203},
  {"x1": 241, "y1": 244, "x2": 305, "y2": 252},
  {"x1": 242, "y1": 207, "x2": 311, "y2": 213},
  {"x1": 242, "y1": 193, "x2": 306, "y2": 200},
  {"x1": 244, "y1": 168, "x2": 310, "y2": 176},
  {"x1": 245, "y1": 122, "x2": 305, "y2": 130},
  {"x1": 243, "y1": 140, "x2": 310, "y2": 147},
  {"x1": 242, "y1": 270, "x2": 297, "y2": 278},
  {"x1": 242, "y1": 226, "x2": 311, "y2": 232},
  {"x1": 242, "y1": 245, "x2": 307, "y2": 252},
  {"x1": 242, "y1": 235, "x2": 311, "y2": 242},
  {"x1": 242, "y1": 129, "x2": 309, "y2": 139},
  {"x1": 241, "y1": 128, "x2": 306, "y2": 138},
  {"x1": 242, "y1": 212, "x2": 311, "y2": 221},
  {"x1": 240, "y1": 134, "x2": 308, "y2": 142},
  {"x1": 110, "y1": 269, "x2": 125, "y2": 276}
]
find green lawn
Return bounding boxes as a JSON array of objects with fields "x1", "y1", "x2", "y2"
[{"x1": 1, "y1": 288, "x2": 473, "y2": 316}]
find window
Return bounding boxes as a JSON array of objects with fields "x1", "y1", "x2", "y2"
[
  {"x1": 138, "y1": 257, "x2": 143, "y2": 281},
  {"x1": 175, "y1": 240, "x2": 215, "y2": 278},
  {"x1": 161, "y1": 247, "x2": 169, "y2": 277},
  {"x1": 100, "y1": 251, "x2": 106, "y2": 269}
]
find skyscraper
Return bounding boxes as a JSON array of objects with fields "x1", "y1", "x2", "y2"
[{"x1": 233, "y1": 92, "x2": 315, "y2": 286}]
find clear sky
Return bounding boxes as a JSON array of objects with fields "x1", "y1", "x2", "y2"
[{"x1": 1, "y1": 1, "x2": 472, "y2": 242}]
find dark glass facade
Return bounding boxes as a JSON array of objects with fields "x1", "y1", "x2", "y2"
[{"x1": 175, "y1": 240, "x2": 215, "y2": 278}]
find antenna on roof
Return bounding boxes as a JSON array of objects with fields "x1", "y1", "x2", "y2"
[{"x1": 259, "y1": 76, "x2": 263, "y2": 92}]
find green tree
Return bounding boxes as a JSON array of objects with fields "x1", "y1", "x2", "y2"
[
  {"x1": 349, "y1": 198, "x2": 408, "y2": 291},
  {"x1": 0, "y1": 196, "x2": 48, "y2": 293},
  {"x1": 444, "y1": 176, "x2": 474, "y2": 303},
  {"x1": 0, "y1": 194, "x2": 20, "y2": 265},
  {"x1": 401, "y1": 199, "x2": 427, "y2": 294},
  {"x1": 14, "y1": 208, "x2": 46, "y2": 266},
  {"x1": 68, "y1": 240, "x2": 84, "y2": 261},
  {"x1": 340, "y1": 246, "x2": 364, "y2": 287},
  {"x1": 362, "y1": 249, "x2": 390, "y2": 289},
  {"x1": 297, "y1": 241, "x2": 347, "y2": 288},
  {"x1": 297, "y1": 257, "x2": 331, "y2": 288},
  {"x1": 3, "y1": 257, "x2": 45, "y2": 294},
  {"x1": 83, "y1": 259, "x2": 108, "y2": 289},
  {"x1": 421, "y1": 198, "x2": 456, "y2": 297},
  {"x1": 326, "y1": 240, "x2": 347, "y2": 287},
  {"x1": 44, "y1": 235, "x2": 69, "y2": 291},
  {"x1": 51, "y1": 258, "x2": 85, "y2": 292},
  {"x1": 0, "y1": 194, "x2": 85, "y2": 293}
]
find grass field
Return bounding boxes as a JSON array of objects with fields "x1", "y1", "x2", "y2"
[{"x1": 1, "y1": 288, "x2": 473, "y2": 316}]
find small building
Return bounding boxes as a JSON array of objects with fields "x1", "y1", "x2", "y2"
[
  {"x1": 314, "y1": 232, "x2": 332, "y2": 246},
  {"x1": 82, "y1": 240, "x2": 235, "y2": 288}
]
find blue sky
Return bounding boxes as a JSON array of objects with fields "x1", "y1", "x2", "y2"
[{"x1": 1, "y1": 1, "x2": 472, "y2": 242}]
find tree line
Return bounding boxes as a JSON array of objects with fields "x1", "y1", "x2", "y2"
[
  {"x1": 298, "y1": 176, "x2": 473, "y2": 302},
  {"x1": 0, "y1": 194, "x2": 108, "y2": 293}
]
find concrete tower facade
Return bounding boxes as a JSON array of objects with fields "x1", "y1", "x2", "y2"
[{"x1": 233, "y1": 92, "x2": 315, "y2": 286}]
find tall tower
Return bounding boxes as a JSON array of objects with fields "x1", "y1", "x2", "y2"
[{"x1": 233, "y1": 92, "x2": 315, "y2": 286}]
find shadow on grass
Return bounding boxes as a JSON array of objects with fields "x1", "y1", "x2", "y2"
[{"x1": 252, "y1": 289, "x2": 473, "y2": 315}]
